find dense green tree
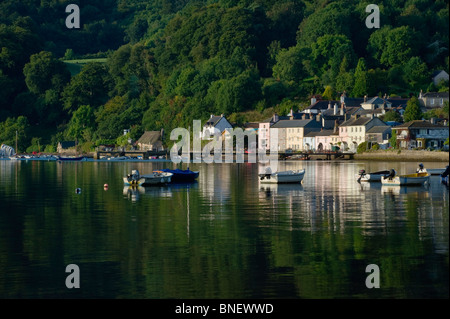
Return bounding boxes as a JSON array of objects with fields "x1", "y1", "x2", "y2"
[
  {"x1": 368, "y1": 26, "x2": 418, "y2": 67},
  {"x1": 296, "y1": 2, "x2": 352, "y2": 48},
  {"x1": 66, "y1": 105, "x2": 96, "y2": 141},
  {"x1": 403, "y1": 96, "x2": 423, "y2": 122},
  {"x1": 62, "y1": 63, "x2": 112, "y2": 114},
  {"x1": 0, "y1": 116, "x2": 29, "y2": 152},
  {"x1": 382, "y1": 110, "x2": 403, "y2": 123},
  {"x1": 352, "y1": 58, "x2": 368, "y2": 97},
  {"x1": 23, "y1": 51, "x2": 70, "y2": 95},
  {"x1": 402, "y1": 57, "x2": 429, "y2": 92},
  {"x1": 272, "y1": 45, "x2": 308, "y2": 83},
  {"x1": 310, "y1": 34, "x2": 355, "y2": 78}
]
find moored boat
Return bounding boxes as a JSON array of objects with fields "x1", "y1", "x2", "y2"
[
  {"x1": 381, "y1": 170, "x2": 430, "y2": 186},
  {"x1": 161, "y1": 168, "x2": 199, "y2": 182},
  {"x1": 440, "y1": 166, "x2": 449, "y2": 185},
  {"x1": 58, "y1": 155, "x2": 85, "y2": 161},
  {"x1": 259, "y1": 169, "x2": 305, "y2": 184},
  {"x1": 356, "y1": 169, "x2": 391, "y2": 182},
  {"x1": 123, "y1": 169, "x2": 173, "y2": 186}
]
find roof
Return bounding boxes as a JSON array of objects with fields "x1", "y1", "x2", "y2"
[
  {"x1": 432, "y1": 70, "x2": 449, "y2": 78},
  {"x1": 363, "y1": 96, "x2": 390, "y2": 105},
  {"x1": 422, "y1": 92, "x2": 449, "y2": 98},
  {"x1": 392, "y1": 120, "x2": 449, "y2": 129},
  {"x1": 366, "y1": 126, "x2": 391, "y2": 134},
  {"x1": 137, "y1": 131, "x2": 162, "y2": 145},
  {"x1": 244, "y1": 122, "x2": 259, "y2": 129},
  {"x1": 307, "y1": 100, "x2": 339, "y2": 110},
  {"x1": 340, "y1": 116, "x2": 373, "y2": 127},
  {"x1": 304, "y1": 131, "x2": 320, "y2": 138},
  {"x1": 58, "y1": 141, "x2": 76, "y2": 149},
  {"x1": 387, "y1": 98, "x2": 409, "y2": 108},
  {"x1": 205, "y1": 115, "x2": 223, "y2": 126},
  {"x1": 315, "y1": 130, "x2": 334, "y2": 137},
  {"x1": 271, "y1": 119, "x2": 322, "y2": 129},
  {"x1": 342, "y1": 97, "x2": 365, "y2": 107},
  {"x1": 261, "y1": 115, "x2": 290, "y2": 123}
]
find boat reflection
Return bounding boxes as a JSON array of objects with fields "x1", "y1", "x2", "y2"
[
  {"x1": 259, "y1": 183, "x2": 304, "y2": 199},
  {"x1": 381, "y1": 185, "x2": 430, "y2": 196},
  {"x1": 123, "y1": 185, "x2": 174, "y2": 201}
]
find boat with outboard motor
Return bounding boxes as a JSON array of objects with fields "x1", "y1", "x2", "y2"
[
  {"x1": 123, "y1": 169, "x2": 173, "y2": 186},
  {"x1": 356, "y1": 169, "x2": 391, "y2": 182},
  {"x1": 381, "y1": 169, "x2": 430, "y2": 186}
]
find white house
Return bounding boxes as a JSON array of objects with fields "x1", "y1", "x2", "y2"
[{"x1": 202, "y1": 114, "x2": 233, "y2": 140}]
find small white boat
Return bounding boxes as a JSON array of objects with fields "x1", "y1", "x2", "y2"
[
  {"x1": 259, "y1": 169, "x2": 305, "y2": 184},
  {"x1": 381, "y1": 171, "x2": 430, "y2": 186},
  {"x1": 123, "y1": 169, "x2": 173, "y2": 186},
  {"x1": 356, "y1": 169, "x2": 390, "y2": 182}
]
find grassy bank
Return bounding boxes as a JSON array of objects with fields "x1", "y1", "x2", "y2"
[{"x1": 354, "y1": 150, "x2": 449, "y2": 162}]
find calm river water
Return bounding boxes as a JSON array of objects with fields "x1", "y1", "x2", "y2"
[{"x1": 0, "y1": 159, "x2": 448, "y2": 299}]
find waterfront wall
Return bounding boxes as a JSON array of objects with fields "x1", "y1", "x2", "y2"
[{"x1": 354, "y1": 150, "x2": 449, "y2": 162}]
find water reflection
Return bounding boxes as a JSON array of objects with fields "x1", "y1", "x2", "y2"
[{"x1": 0, "y1": 159, "x2": 448, "y2": 298}]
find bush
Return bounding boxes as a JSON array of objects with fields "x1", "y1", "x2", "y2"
[
  {"x1": 371, "y1": 143, "x2": 380, "y2": 151},
  {"x1": 357, "y1": 142, "x2": 368, "y2": 154}
]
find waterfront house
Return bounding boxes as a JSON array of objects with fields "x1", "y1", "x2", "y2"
[
  {"x1": 202, "y1": 114, "x2": 233, "y2": 140},
  {"x1": 137, "y1": 130, "x2": 165, "y2": 151},
  {"x1": 271, "y1": 117, "x2": 322, "y2": 151},
  {"x1": 303, "y1": 131, "x2": 319, "y2": 151},
  {"x1": 57, "y1": 141, "x2": 76, "y2": 153},
  {"x1": 339, "y1": 115, "x2": 388, "y2": 151},
  {"x1": 392, "y1": 120, "x2": 449, "y2": 150},
  {"x1": 418, "y1": 91, "x2": 449, "y2": 109},
  {"x1": 365, "y1": 126, "x2": 392, "y2": 149},
  {"x1": 258, "y1": 113, "x2": 289, "y2": 151}
]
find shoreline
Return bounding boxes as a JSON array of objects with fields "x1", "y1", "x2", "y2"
[{"x1": 353, "y1": 150, "x2": 449, "y2": 162}]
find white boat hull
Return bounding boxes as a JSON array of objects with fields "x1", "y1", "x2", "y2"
[
  {"x1": 259, "y1": 169, "x2": 305, "y2": 184},
  {"x1": 381, "y1": 173, "x2": 430, "y2": 186}
]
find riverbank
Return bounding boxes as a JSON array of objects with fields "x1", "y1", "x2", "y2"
[{"x1": 354, "y1": 150, "x2": 449, "y2": 162}]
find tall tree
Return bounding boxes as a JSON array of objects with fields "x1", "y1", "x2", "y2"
[
  {"x1": 352, "y1": 58, "x2": 368, "y2": 97},
  {"x1": 403, "y1": 96, "x2": 423, "y2": 122}
]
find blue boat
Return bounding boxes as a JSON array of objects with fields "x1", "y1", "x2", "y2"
[
  {"x1": 161, "y1": 168, "x2": 199, "y2": 182},
  {"x1": 57, "y1": 155, "x2": 85, "y2": 161}
]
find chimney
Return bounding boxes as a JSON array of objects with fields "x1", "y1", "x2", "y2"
[
  {"x1": 371, "y1": 114, "x2": 374, "y2": 119},
  {"x1": 430, "y1": 117, "x2": 436, "y2": 125},
  {"x1": 334, "y1": 103, "x2": 338, "y2": 115},
  {"x1": 302, "y1": 114, "x2": 306, "y2": 120},
  {"x1": 340, "y1": 104, "x2": 344, "y2": 116},
  {"x1": 364, "y1": 95, "x2": 367, "y2": 102},
  {"x1": 334, "y1": 120, "x2": 338, "y2": 133},
  {"x1": 221, "y1": 114, "x2": 224, "y2": 117},
  {"x1": 328, "y1": 101, "x2": 331, "y2": 109},
  {"x1": 419, "y1": 89, "x2": 423, "y2": 99},
  {"x1": 316, "y1": 114, "x2": 321, "y2": 122},
  {"x1": 160, "y1": 128, "x2": 164, "y2": 141},
  {"x1": 210, "y1": 114, "x2": 213, "y2": 118},
  {"x1": 311, "y1": 96, "x2": 317, "y2": 106},
  {"x1": 273, "y1": 113, "x2": 279, "y2": 123}
]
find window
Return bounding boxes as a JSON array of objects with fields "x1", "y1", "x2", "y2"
[
  {"x1": 430, "y1": 99, "x2": 434, "y2": 105},
  {"x1": 417, "y1": 140, "x2": 422, "y2": 147}
]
